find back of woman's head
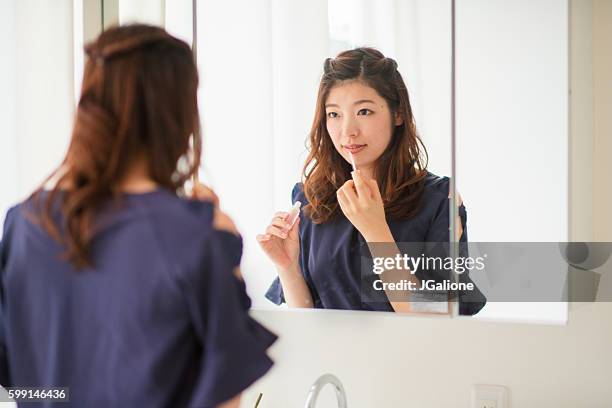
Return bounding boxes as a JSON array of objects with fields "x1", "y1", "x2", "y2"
[{"x1": 35, "y1": 24, "x2": 201, "y2": 269}]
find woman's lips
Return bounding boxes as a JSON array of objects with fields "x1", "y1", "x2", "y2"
[{"x1": 344, "y1": 144, "x2": 366, "y2": 154}]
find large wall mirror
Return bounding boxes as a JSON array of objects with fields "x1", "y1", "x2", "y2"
[
  {"x1": 67, "y1": 0, "x2": 612, "y2": 324},
  {"x1": 193, "y1": 0, "x2": 456, "y2": 316}
]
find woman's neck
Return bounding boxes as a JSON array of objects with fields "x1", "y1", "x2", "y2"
[
  {"x1": 118, "y1": 156, "x2": 158, "y2": 193},
  {"x1": 118, "y1": 177, "x2": 158, "y2": 193},
  {"x1": 56, "y1": 157, "x2": 158, "y2": 193}
]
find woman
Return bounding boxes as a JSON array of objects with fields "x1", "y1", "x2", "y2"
[
  {"x1": 0, "y1": 25, "x2": 275, "y2": 407},
  {"x1": 258, "y1": 47, "x2": 485, "y2": 315}
]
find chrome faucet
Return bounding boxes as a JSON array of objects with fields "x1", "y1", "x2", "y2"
[{"x1": 304, "y1": 373, "x2": 348, "y2": 408}]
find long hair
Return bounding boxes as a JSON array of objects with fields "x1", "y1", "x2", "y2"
[
  {"x1": 32, "y1": 24, "x2": 201, "y2": 269},
  {"x1": 303, "y1": 47, "x2": 428, "y2": 223}
]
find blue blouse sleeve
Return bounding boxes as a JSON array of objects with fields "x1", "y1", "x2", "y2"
[
  {"x1": 184, "y1": 229, "x2": 277, "y2": 407},
  {"x1": 265, "y1": 276, "x2": 285, "y2": 305},
  {"x1": 423, "y1": 184, "x2": 486, "y2": 315},
  {"x1": 0, "y1": 206, "x2": 17, "y2": 386}
]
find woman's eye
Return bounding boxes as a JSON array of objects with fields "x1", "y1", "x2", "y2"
[
  {"x1": 357, "y1": 108, "x2": 372, "y2": 116},
  {"x1": 327, "y1": 112, "x2": 338, "y2": 118}
]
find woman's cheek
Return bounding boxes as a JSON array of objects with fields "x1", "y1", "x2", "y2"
[{"x1": 327, "y1": 123, "x2": 340, "y2": 144}]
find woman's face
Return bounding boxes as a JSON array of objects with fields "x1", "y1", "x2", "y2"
[{"x1": 325, "y1": 81, "x2": 402, "y2": 175}]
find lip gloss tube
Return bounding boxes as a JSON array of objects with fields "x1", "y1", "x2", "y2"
[
  {"x1": 286, "y1": 201, "x2": 302, "y2": 227},
  {"x1": 349, "y1": 152, "x2": 357, "y2": 171}
]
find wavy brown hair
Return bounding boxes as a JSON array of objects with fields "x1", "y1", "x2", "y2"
[
  {"x1": 303, "y1": 47, "x2": 428, "y2": 223},
  {"x1": 31, "y1": 24, "x2": 201, "y2": 269}
]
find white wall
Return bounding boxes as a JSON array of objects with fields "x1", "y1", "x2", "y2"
[
  {"x1": 0, "y1": 0, "x2": 74, "y2": 230},
  {"x1": 243, "y1": 303, "x2": 612, "y2": 408},
  {"x1": 0, "y1": 0, "x2": 19, "y2": 226},
  {"x1": 0, "y1": 3, "x2": 73, "y2": 405},
  {"x1": 15, "y1": 1, "x2": 75, "y2": 200}
]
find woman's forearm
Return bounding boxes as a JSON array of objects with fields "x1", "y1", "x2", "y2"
[
  {"x1": 364, "y1": 226, "x2": 420, "y2": 313},
  {"x1": 277, "y1": 264, "x2": 314, "y2": 308}
]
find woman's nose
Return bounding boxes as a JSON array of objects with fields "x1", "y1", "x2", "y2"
[{"x1": 341, "y1": 117, "x2": 359, "y2": 139}]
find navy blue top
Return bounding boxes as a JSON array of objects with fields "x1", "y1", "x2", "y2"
[
  {"x1": 266, "y1": 172, "x2": 486, "y2": 315},
  {"x1": 0, "y1": 190, "x2": 277, "y2": 408}
]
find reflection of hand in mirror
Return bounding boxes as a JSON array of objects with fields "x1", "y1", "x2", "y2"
[
  {"x1": 257, "y1": 210, "x2": 314, "y2": 308},
  {"x1": 337, "y1": 170, "x2": 390, "y2": 242},
  {"x1": 257, "y1": 210, "x2": 301, "y2": 270}
]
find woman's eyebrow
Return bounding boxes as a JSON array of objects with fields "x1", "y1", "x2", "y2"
[
  {"x1": 325, "y1": 99, "x2": 376, "y2": 108},
  {"x1": 353, "y1": 99, "x2": 376, "y2": 105}
]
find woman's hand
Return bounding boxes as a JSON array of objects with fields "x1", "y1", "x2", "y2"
[
  {"x1": 256, "y1": 211, "x2": 301, "y2": 272},
  {"x1": 337, "y1": 170, "x2": 392, "y2": 242}
]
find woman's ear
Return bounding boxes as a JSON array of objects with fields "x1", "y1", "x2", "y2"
[{"x1": 394, "y1": 112, "x2": 404, "y2": 126}]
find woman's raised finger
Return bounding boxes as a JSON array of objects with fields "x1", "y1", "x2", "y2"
[
  {"x1": 266, "y1": 224, "x2": 288, "y2": 239},
  {"x1": 270, "y1": 217, "x2": 292, "y2": 231}
]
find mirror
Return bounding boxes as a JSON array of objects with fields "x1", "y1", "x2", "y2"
[
  {"x1": 67, "y1": 0, "x2": 611, "y2": 323},
  {"x1": 454, "y1": 0, "x2": 571, "y2": 322},
  {"x1": 191, "y1": 0, "x2": 466, "y2": 315},
  {"x1": 454, "y1": 0, "x2": 611, "y2": 323}
]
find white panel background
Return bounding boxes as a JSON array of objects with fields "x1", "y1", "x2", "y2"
[{"x1": 456, "y1": 0, "x2": 569, "y2": 322}]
